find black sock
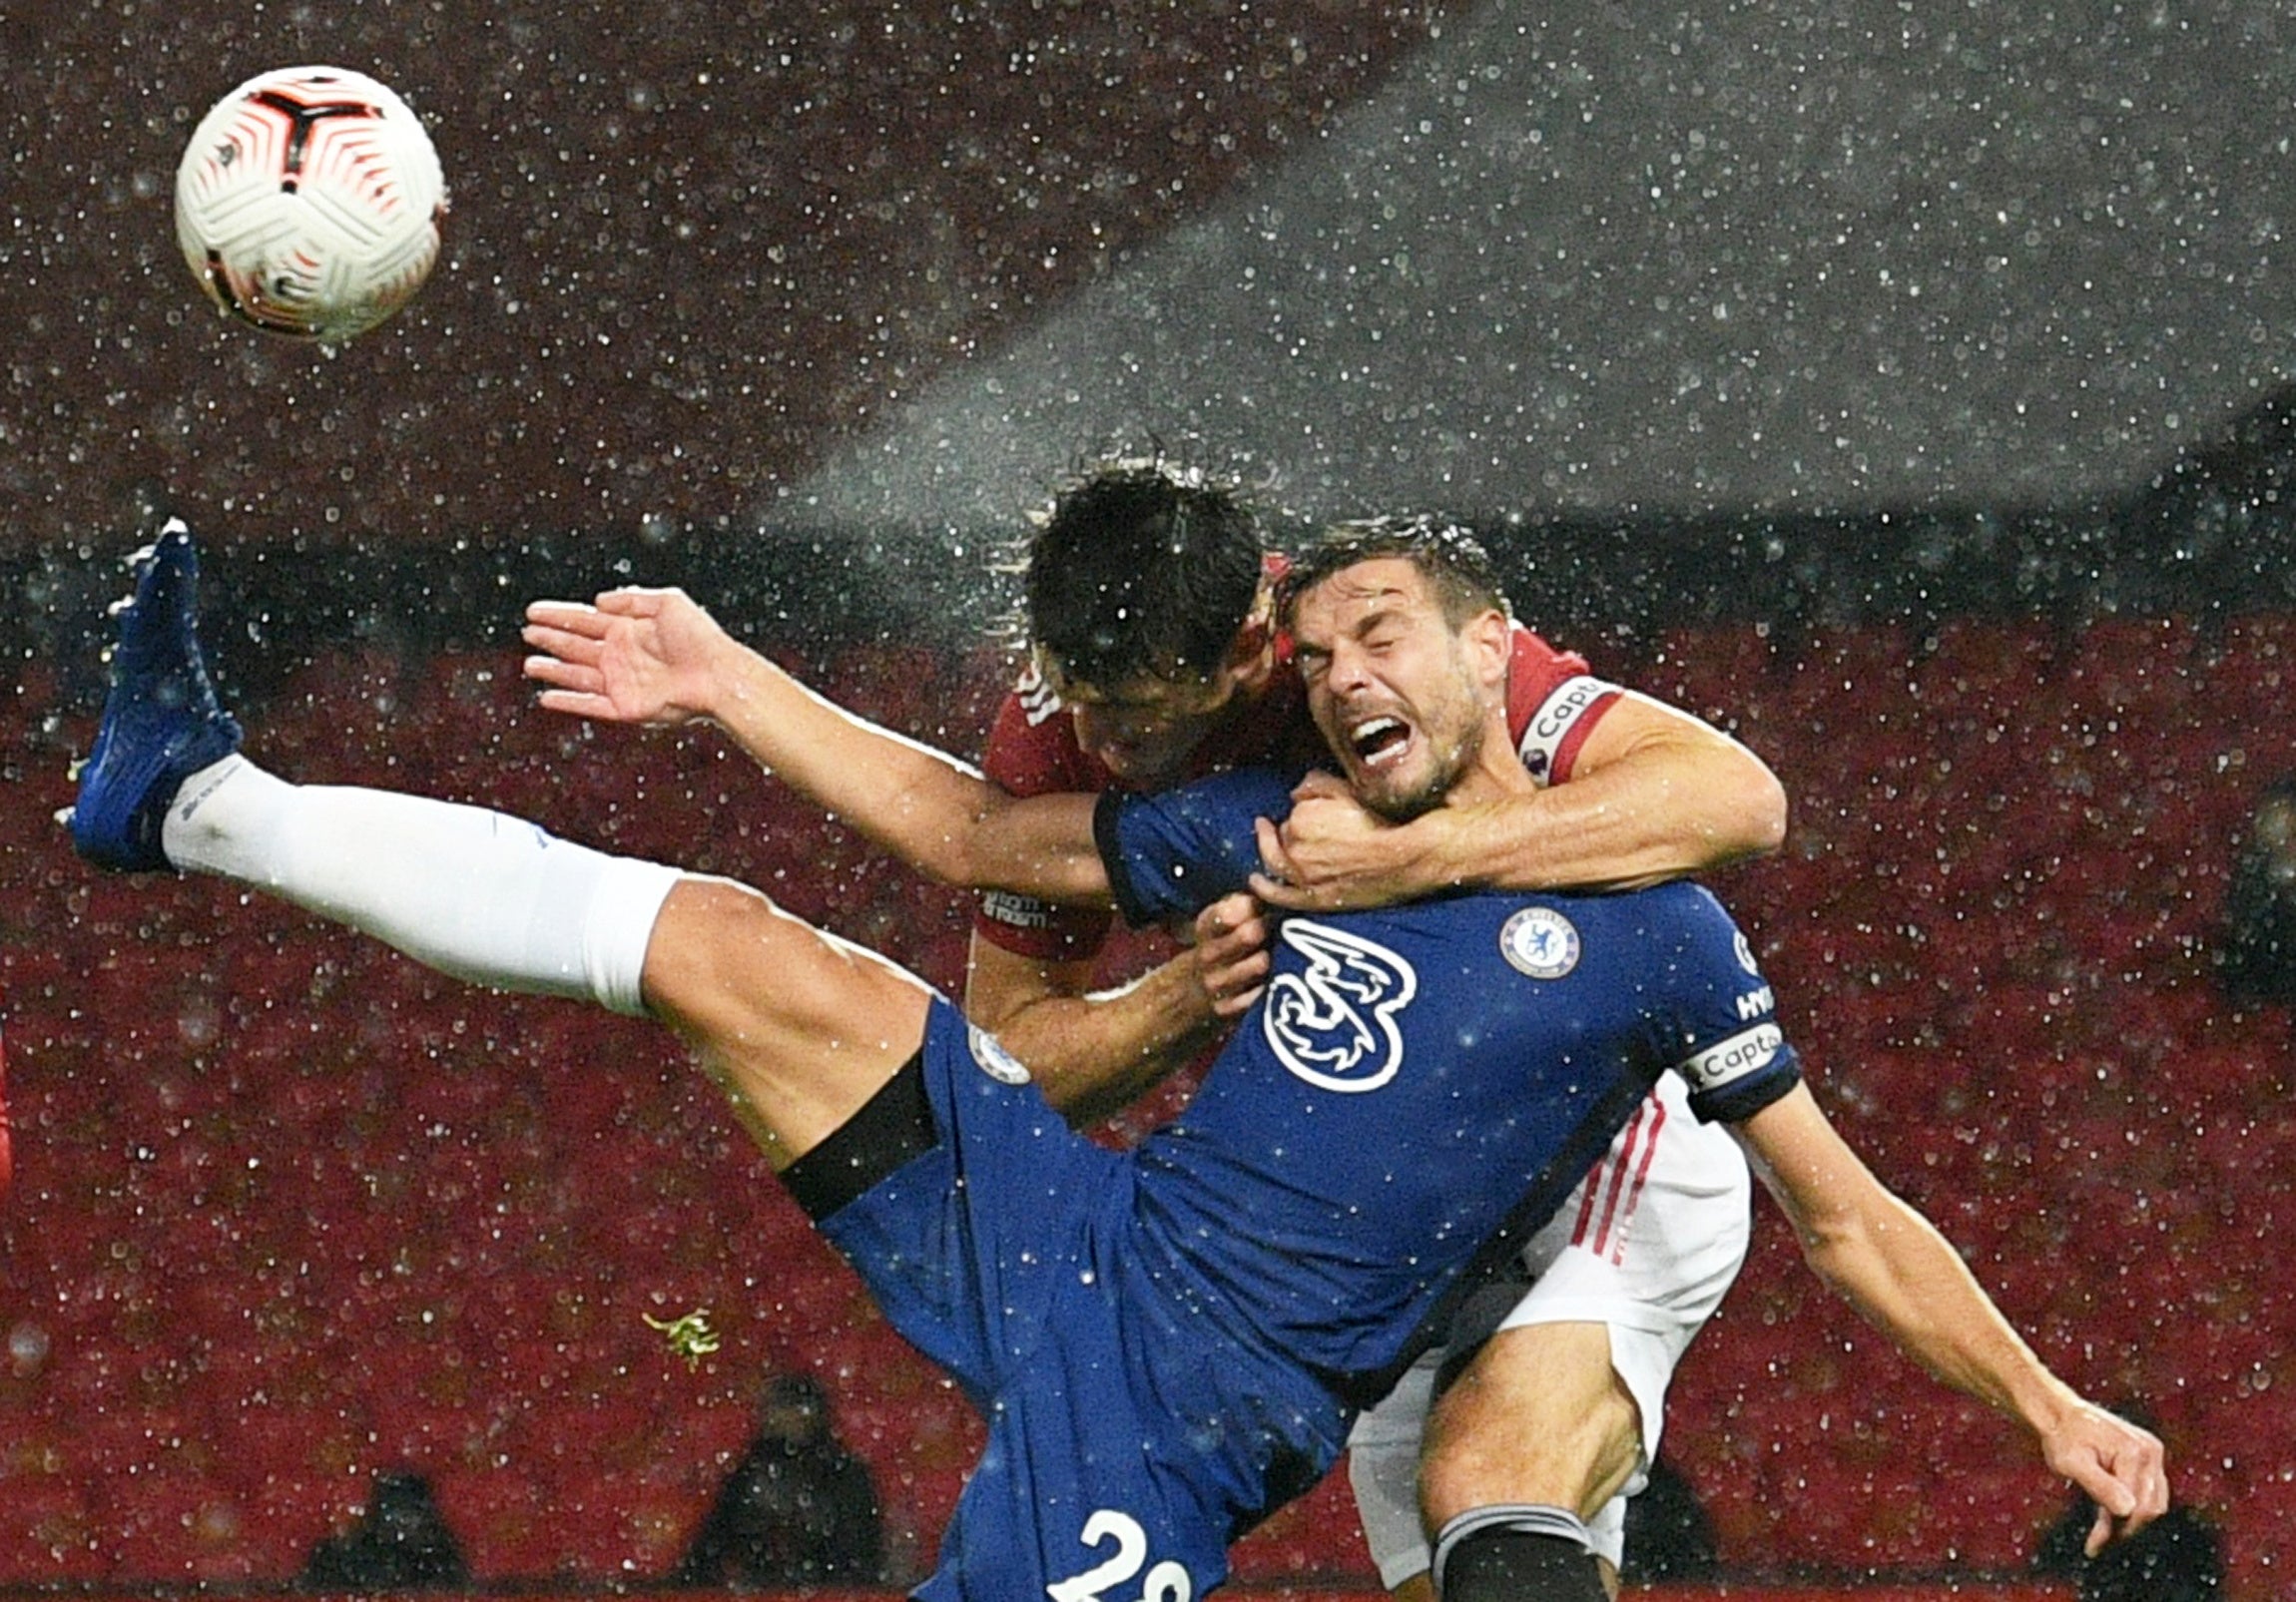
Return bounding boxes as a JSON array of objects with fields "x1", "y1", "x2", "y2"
[{"x1": 1436, "y1": 1521, "x2": 1607, "y2": 1602}]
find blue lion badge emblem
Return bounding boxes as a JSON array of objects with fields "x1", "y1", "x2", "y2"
[
  {"x1": 967, "y1": 1025, "x2": 1032, "y2": 1086},
  {"x1": 1499, "y1": 906, "x2": 1581, "y2": 979}
]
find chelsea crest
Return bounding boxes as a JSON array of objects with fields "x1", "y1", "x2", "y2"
[{"x1": 1499, "y1": 906, "x2": 1581, "y2": 979}]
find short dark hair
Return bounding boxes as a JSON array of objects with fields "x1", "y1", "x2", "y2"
[
  {"x1": 1024, "y1": 459, "x2": 1265, "y2": 691},
  {"x1": 1275, "y1": 513, "x2": 1510, "y2": 632}
]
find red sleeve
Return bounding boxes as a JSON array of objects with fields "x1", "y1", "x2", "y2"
[
  {"x1": 1502, "y1": 623, "x2": 1623, "y2": 787},
  {"x1": 972, "y1": 668, "x2": 1119, "y2": 963}
]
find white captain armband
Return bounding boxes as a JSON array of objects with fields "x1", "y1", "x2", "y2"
[{"x1": 1516, "y1": 675, "x2": 1620, "y2": 783}]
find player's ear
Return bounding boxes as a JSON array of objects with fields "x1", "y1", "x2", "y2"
[
  {"x1": 1465, "y1": 607, "x2": 1510, "y2": 686},
  {"x1": 1223, "y1": 581, "x2": 1280, "y2": 678}
]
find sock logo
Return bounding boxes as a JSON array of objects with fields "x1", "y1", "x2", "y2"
[{"x1": 170, "y1": 754, "x2": 246, "y2": 825}]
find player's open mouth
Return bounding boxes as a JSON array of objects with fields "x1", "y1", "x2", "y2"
[{"x1": 1350, "y1": 715, "x2": 1413, "y2": 769}]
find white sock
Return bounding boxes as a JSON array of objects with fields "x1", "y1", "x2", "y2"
[{"x1": 162, "y1": 755, "x2": 680, "y2": 1015}]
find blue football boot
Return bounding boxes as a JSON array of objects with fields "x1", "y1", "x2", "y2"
[{"x1": 70, "y1": 519, "x2": 244, "y2": 871}]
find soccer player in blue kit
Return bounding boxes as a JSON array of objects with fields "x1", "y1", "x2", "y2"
[{"x1": 71, "y1": 520, "x2": 2165, "y2": 1601}]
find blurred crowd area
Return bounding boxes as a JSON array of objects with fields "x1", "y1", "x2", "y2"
[
  {"x1": 3, "y1": 584, "x2": 2294, "y2": 1594},
  {"x1": 2, "y1": 2, "x2": 1462, "y2": 556},
  {"x1": 10, "y1": 1, "x2": 2296, "y2": 1593}
]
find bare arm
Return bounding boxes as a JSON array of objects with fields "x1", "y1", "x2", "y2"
[
  {"x1": 527, "y1": 589, "x2": 1282, "y2": 1125},
  {"x1": 1733, "y1": 1083, "x2": 2169, "y2": 1555},
  {"x1": 1254, "y1": 690, "x2": 1786, "y2": 911},
  {"x1": 963, "y1": 891, "x2": 1271, "y2": 1127},
  {"x1": 523, "y1": 589, "x2": 1108, "y2": 900}
]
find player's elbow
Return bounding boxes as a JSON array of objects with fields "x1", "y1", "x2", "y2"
[
  {"x1": 1752, "y1": 763, "x2": 1789, "y2": 851},
  {"x1": 1793, "y1": 1222, "x2": 1868, "y2": 1296},
  {"x1": 1781, "y1": 1195, "x2": 1884, "y2": 1295},
  {"x1": 958, "y1": 795, "x2": 1113, "y2": 905},
  {"x1": 1715, "y1": 757, "x2": 1789, "y2": 863},
  {"x1": 888, "y1": 785, "x2": 1012, "y2": 889},
  {"x1": 919, "y1": 823, "x2": 989, "y2": 889},
  {"x1": 1790, "y1": 1191, "x2": 1947, "y2": 1322}
]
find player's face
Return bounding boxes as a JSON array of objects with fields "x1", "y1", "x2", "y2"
[
  {"x1": 1060, "y1": 671, "x2": 1240, "y2": 788},
  {"x1": 1290, "y1": 558, "x2": 1498, "y2": 821}
]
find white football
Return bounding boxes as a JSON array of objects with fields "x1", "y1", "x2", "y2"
[{"x1": 174, "y1": 66, "x2": 446, "y2": 343}]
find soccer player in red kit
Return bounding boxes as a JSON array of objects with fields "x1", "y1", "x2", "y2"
[
  {"x1": 522, "y1": 461, "x2": 1789, "y2": 1593},
  {"x1": 80, "y1": 514, "x2": 2162, "y2": 1601}
]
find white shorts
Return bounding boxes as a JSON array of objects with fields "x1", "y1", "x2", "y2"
[{"x1": 1348, "y1": 1075, "x2": 1752, "y2": 1584}]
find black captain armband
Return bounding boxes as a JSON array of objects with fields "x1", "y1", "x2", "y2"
[{"x1": 1680, "y1": 1024, "x2": 1802, "y2": 1125}]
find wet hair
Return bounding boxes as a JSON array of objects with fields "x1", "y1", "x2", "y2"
[
  {"x1": 1275, "y1": 512, "x2": 1511, "y2": 631},
  {"x1": 1023, "y1": 457, "x2": 1266, "y2": 691}
]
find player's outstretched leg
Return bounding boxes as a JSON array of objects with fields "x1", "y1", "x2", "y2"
[
  {"x1": 68, "y1": 517, "x2": 679, "y2": 1010},
  {"x1": 67, "y1": 521, "x2": 928, "y2": 1169},
  {"x1": 68, "y1": 519, "x2": 244, "y2": 871}
]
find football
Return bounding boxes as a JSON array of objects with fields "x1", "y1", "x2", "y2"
[{"x1": 173, "y1": 66, "x2": 446, "y2": 343}]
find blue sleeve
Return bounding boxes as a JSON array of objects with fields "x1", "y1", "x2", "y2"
[
  {"x1": 1661, "y1": 886, "x2": 1803, "y2": 1124},
  {"x1": 1096, "y1": 766, "x2": 1303, "y2": 927}
]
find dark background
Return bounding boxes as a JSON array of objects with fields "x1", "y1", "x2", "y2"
[
  {"x1": 6, "y1": 4, "x2": 2296, "y2": 1595},
  {"x1": 7, "y1": 0, "x2": 2296, "y2": 670}
]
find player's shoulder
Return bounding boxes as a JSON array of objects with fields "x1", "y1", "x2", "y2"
[
  {"x1": 1011, "y1": 661, "x2": 1066, "y2": 728},
  {"x1": 991, "y1": 661, "x2": 1068, "y2": 739},
  {"x1": 1491, "y1": 880, "x2": 1745, "y2": 965},
  {"x1": 1503, "y1": 618, "x2": 1587, "y2": 674},
  {"x1": 1581, "y1": 877, "x2": 1736, "y2": 935},
  {"x1": 1500, "y1": 622, "x2": 1618, "y2": 769},
  {"x1": 984, "y1": 664, "x2": 1101, "y2": 794},
  {"x1": 1601, "y1": 883, "x2": 1762, "y2": 992}
]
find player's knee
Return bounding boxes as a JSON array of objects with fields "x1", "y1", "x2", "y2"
[
  {"x1": 1432, "y1": 1508, "x2": 1606, "y2": 1602},
  {"x1": 1421, "y1": 1326, "x2": 1642, "y2": 1527},
  {"x1": 640, "y1": 874, "x2": 780, "y2": 1016},
  {"x1": 1420, "y1": 1410, "x2": 1632, "y2": 1532}
]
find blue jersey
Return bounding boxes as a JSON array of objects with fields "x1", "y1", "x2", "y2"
[
  {"x1": 1101, "y1": 766, "x2": 1799, "y2": 1397},
  {"x1": 817, "y1": 765, "x2": 1799, "y2": 1600}
]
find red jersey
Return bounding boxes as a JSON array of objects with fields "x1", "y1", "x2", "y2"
[{"x1": 975, "y1": 622, "x2": 1622, "y2": 962}]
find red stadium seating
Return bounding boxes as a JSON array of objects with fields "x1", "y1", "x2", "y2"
[{"x1": 11, "y1": 619, "x2": 2288, "y2": 1593}]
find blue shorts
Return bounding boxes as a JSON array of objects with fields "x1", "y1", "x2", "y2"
[{"x1": 815, "y1": 999, "x2": 1348, "y2": 1601}]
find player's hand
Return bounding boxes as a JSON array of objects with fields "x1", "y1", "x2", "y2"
[
  {"x1": 522, "y1": 588, "x2": 732, "y2": 727},
  {"x1": 1190, "y1": 892, "x2": 1272, "y2": 1019},
  {"x1": 2041, "y1": 1401, "x2": 2169, "y2": 1554},
  {"x1": 1248, "y1": 771, "x2": 1437, "y2": 912}
]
